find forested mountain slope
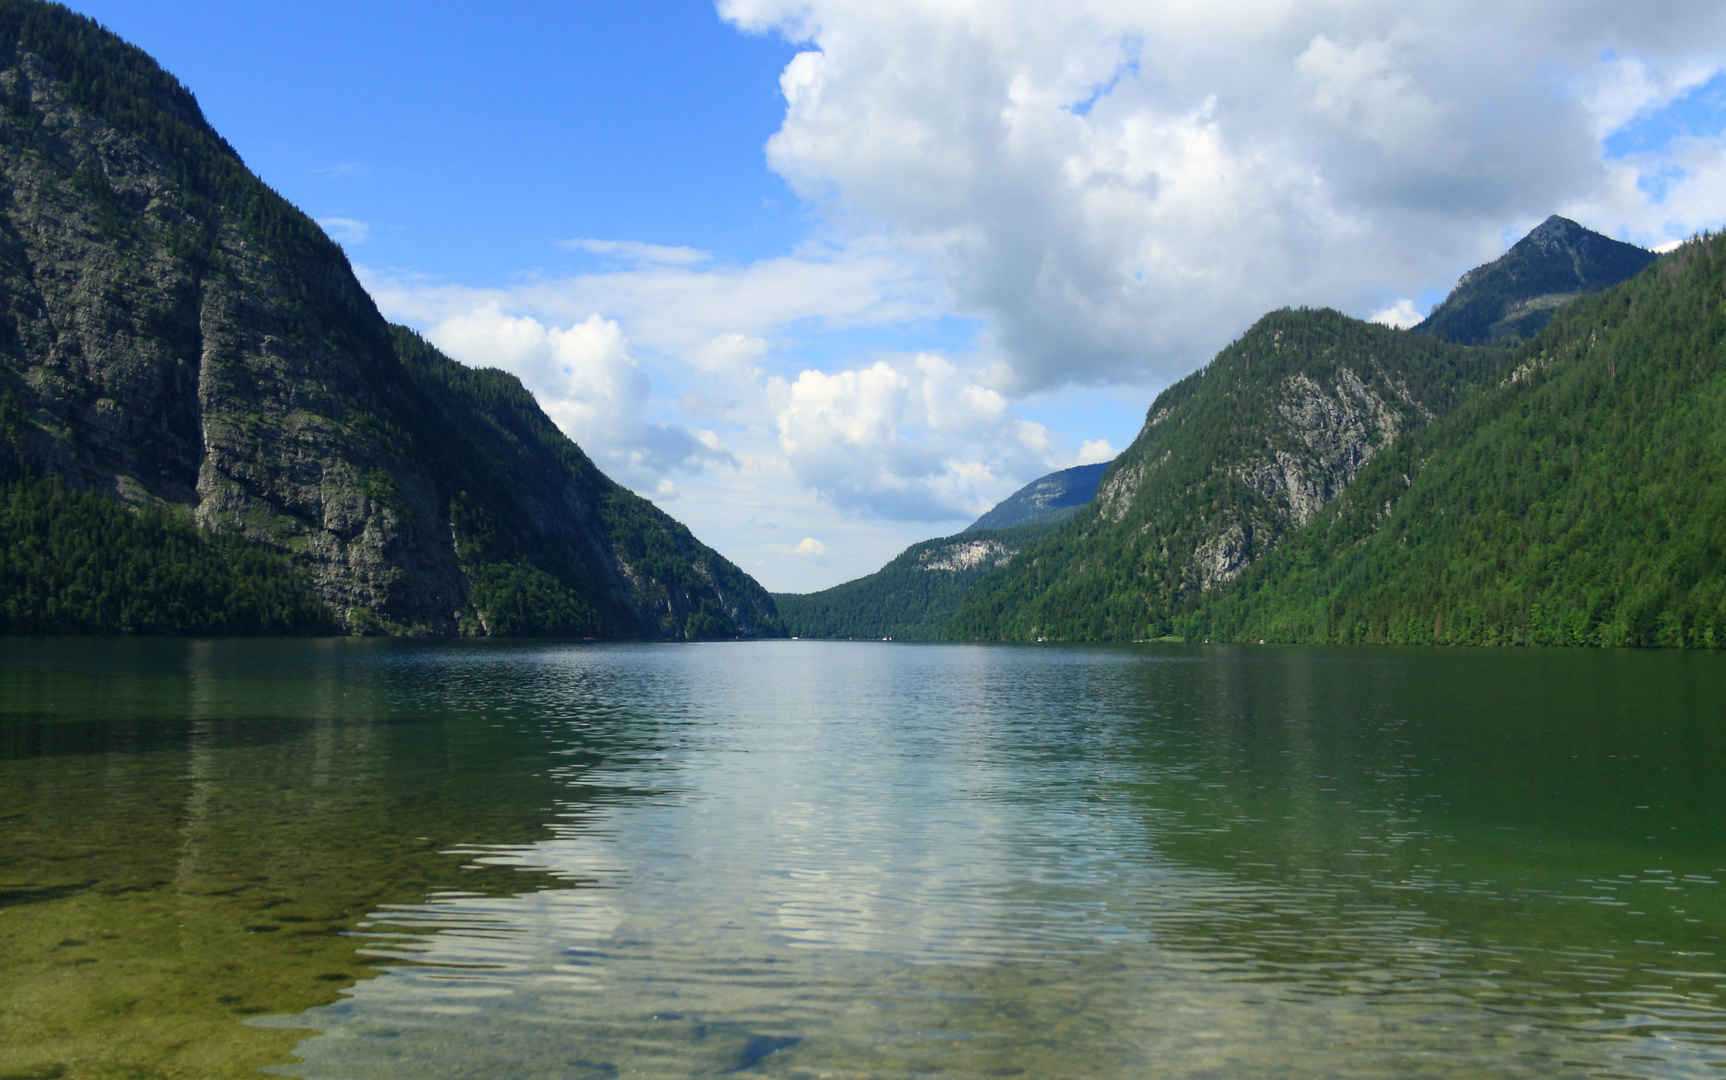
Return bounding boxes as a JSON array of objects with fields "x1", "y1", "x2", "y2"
[
  {"x1": 949, "y1": 311, "x2": 1494, "y2": 640},
  {"x1": 1413, "y1": 216, "x2": 1655, "y2": 345},
  {"x1": 774, "y1": 523, "x2": 1055, "y2": 641},
  {"x1": 0, "y1": 1, "x2": 779, "y2": 637},
  {"x1": 1180, "y1": 234, "x2": 1726, "y2": 648},
  {"x1": 966, "y1": 462, "x2": 1110, "y2": 531}
]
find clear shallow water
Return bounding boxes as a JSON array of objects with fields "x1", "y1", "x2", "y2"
[{"x1": 2, "y1": 640, "x2": 1725, "y2": 1078}]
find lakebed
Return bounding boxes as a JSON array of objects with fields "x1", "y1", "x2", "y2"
[{"x1": 2, "y1": 638, "x2": 1723, "y2": 1078}]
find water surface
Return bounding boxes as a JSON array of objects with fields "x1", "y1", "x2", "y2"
[{"x1": 2, "y1": 639, "x2": 1724, "y2": 1078}]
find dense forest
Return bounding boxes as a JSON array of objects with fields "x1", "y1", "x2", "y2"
[
  {"x1": 0, "y1": 393, "x2": 332, "y2": 635},
  {"x1": 1178, "y1": 234, "x2": 1726, "y2": 649}
]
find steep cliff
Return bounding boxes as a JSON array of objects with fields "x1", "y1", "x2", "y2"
[
  {"x1": 949, "y1": 310, "x2": 1492, "y2": 640},
  {"x1": 0, "y1": 1, "x2": 779, "y2": 638}
]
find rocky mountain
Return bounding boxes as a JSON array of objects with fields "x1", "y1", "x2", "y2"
[
  {"x1": 0, "y1": 2, "x2": 779, "y2": 638},
  {"x1": 949, "y1": 310, "x2": 1492, "y2": 640},
  {"x1": 773, "y1": 523, "x2": 1056, "y2": 641},
  {"x1": 1182, "y1": 234, "x2": 1725, "y2": 648},
  {"x1": 965, "y1": 461, "x2": 1110, "y2": 531},
  {"x1": 1412, "y1": 216, "x2": 1655, "y2": 345}
]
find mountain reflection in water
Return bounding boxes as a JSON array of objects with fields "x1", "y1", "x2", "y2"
[{"x1": 2, "y1": 639, "x2": 1723, "y2": 1079}]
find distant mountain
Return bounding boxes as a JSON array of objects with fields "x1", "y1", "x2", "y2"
[
  {"x1": 0, "y1": 2, "x2": 780, "y2": 638},
  {"x1": 966, "y1": 461, "x2": 1110, "y2": 531},
  {"x1": 1181, "y1": 235, "x2": 1725, "y2": 648},
  {"x1": 950, "y1": 309, "x2": 1491, "y2": 641},
  {"x1": 1412, "y1": 216, "x2": 1655, "y2": 345},
  {"x1": 773, "y1": 523, "x2": 1058, "y2": 641},
  {"x1": 775, "y1": 461, "x2": 1114, "y2": 639}
]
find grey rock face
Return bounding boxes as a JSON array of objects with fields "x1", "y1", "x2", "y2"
[
  {"x1": 917, "y1": 538, "x2": 1015, "y2": 572},
  {"x1": 0, "y1": 55, "x2": 463, "y2": 630},
  {"x1": 0, "y1": 32, "x2": 778, "y2": 638}
]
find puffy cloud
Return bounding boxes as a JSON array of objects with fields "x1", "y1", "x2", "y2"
[
  {"x1": 1076, "y1": 438, "x2": 1115, "y2": 465},
  {"x1": 722, "y1": 0, "x2": 1726, "y2": 391},
  {"x1": 424, "y1": 304, "x2": 729, "y2": 484},
  {"x1": 1369, "y1": 299, "x2": 1425, "y2": 329},
  {"x1": 773, "y1": 356, "x2": 1052, "y2": 520},
  {"x1": 792, "y1": 537, "x2": 828, "y2": 555}
]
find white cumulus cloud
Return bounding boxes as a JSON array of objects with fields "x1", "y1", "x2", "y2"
[
  {"x1": 722, "y1": 0, "x2": 1726, "y2": 391},
  {"x1": 424, "y1": 304, "x2": 730, "y2": 485},
  {"x1": 1369, "y1": 299, "x2": 1425, "y2": 329}
]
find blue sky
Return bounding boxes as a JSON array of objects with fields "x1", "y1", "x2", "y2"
[
  {"x1": 66, "y1": 1, "x2": 1726, "y2": 591},
  {"x1": 72, "y1": 1, "x2": 804, "y2": 275}
]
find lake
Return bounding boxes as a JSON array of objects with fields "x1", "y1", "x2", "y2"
[{"x1": 2, "y1": 638, "x2": 1724, "y2": 1079}]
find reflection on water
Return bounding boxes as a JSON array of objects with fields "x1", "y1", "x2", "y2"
[{"x1": 2, "y1": 640, "x2": 1725, "y2": 1078}]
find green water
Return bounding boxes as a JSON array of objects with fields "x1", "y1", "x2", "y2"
[{"x1": 2, "y1": 640, "x2": 1724, "y2": 1079}]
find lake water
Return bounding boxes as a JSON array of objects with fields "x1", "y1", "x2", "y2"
[{"x1": 2, "y1": 639, "x2": 1725, "y2": 1079}]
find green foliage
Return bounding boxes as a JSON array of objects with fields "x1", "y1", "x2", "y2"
[
  {"x1": 950, "y1": 310, "x2": 1493, "y2": 641},
  {"x1": 776, "y1": 524, "x2": 1054, "y2": 640},
  {"x1": 1180, "y1": 236, "x2": 1726, "y2": 649},
  {"x1": 462, "y1": 560, "x2": 597, "y2": 638},
  {"x1": 0, "y1": 473, "x2": 335, "y2": 636}
]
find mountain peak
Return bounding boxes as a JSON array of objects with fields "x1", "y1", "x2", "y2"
[{"x1": 1413, "y1": 216, "x2": 1655, "y2": 345}]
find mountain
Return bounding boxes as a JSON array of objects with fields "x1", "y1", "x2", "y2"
[
  {"x1": 949, "y1": 311, "x2": 1493, "y2": 640},
  {"x1": 0, "y1": 1, "x2": 780, "y2": 638},
  {"x1": 775, "y1": 459, "x2": 1115, "y2": 640},
  {"x1": 774, "y1": 523, "x2": 1058, "y2": 640},
  {"x1": 965, "y1": 461, "x2": 1110, "y2": 531},
  {"x1": 1412, "y1": 216, "x2": 1656, "y2": 345},
  {"x1": 1179, "y1": 234, "x2": 1726, "y2": 648}
]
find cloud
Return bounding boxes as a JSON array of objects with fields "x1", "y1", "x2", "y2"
[
  {"x1": 561, "y1": 238, "x2": 712, "y2": 266},
  {"x1": 362, "y1": 245, "x2": 942, "y2": 365},
  {"x1": 792, "y1": 537, "x2": 828, "y2": 555},
  {"x1": 317, "y1": 217, "x2": 373, "y2": 244},
  {"x1": 721, "y1": 0, "x2": 1726, "y2": 392},
  {"x1": 423, "y1": 304, "x2": 731, "y2": 484},
  {"x1": 1076, "y1": 438, "x2": 1115, "y2": 465},
  {"x1": 360, "y1": 255, "x2": 1082, "y2": 525},
  {"x1": 773, "y1": 355, "x2": 1052, "y2": 520},
  {"x1": 1369, "y1": 299, "x2": 1425, "y2": 329}
]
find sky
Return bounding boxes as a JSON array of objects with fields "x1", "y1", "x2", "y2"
[{"x1": 68, "y1": 0, "x2": 1726, "y2": 592}]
